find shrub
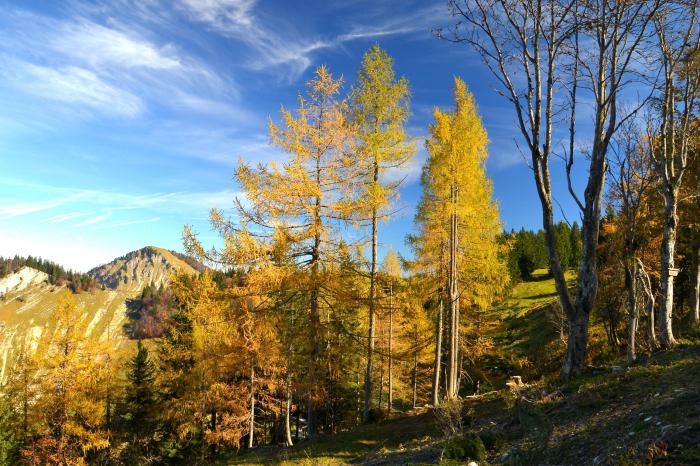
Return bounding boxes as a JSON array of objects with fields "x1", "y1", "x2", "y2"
[
  {"x1": 480, "y1": 430, "x2": 505, "y2": 452},
  {"x1": 433, "y1": 398, "x2": 469, "y2": 436},
  {"x1": 442, "y1": 433, "x2": 486, "y2": 461},
  {"x1": 366, "y1": 407, "x2": 385, "y2": 424}
]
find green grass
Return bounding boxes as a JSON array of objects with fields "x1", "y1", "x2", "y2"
[
  {"x1": 220, "y1": 412, "x2": 440, "y2": 465},
  {"x1": 218, "y1": 269, "x2": 700, "y2": 465},
  {"x1": 220, "y1": 342, "x2": 700, "y2": 465},
  {"x1": 478, "y1": 269, "x2": 577, "y2": 384},
  {"x1": 504, "y1": 268, "x2": 576, "y2": 313}
]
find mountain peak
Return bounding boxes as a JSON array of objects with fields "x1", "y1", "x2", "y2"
[{"x1": 88, "y1": 246, "x2": 200, "y2": 291}]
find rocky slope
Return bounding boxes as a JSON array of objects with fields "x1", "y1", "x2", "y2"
[
  {"x1": 88, "y1": 246, "x2": 197, "y2": 291},
  {"x1": 0, "y1": 266, "x2": 49, "y2": 297},
  {"x1": 0, "y1": 246, "x2": 199, "y2": 381}
]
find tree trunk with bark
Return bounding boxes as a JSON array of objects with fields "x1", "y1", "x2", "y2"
[
  {"x1": 446, "y1": 185, "x2": 460, "y2": 399},
  {"x1": 692, "y1": 236, "x2": 700, "y2": 325},
  {"x1": 412, "y1": 344, "x2": 418, "y2": 409},
  {"x1": 377, "y1": 315, "x2": 384, "y2": 411},
  {"x1": 284, "y1": 368, "x2": 293, "y2": 447},
  {"x1": 388, "y1": 288, "x2": 393, "y2": 415},
  {"x1": 363, "y1": 180, "x2": 379, "y2": 423},
  {"x1": 248, "y1": 358, "x2": 255, "y2": 449},
  {"x1": 625, "y1": 259, "x2": 639, "y2": 364},
  {"x1": 431, "y1": 298, "x2": 443, "y2": 406},
  {"x1": 659, "y1": 194, "x2": 679, "y2": 347},
  {"x1": 306, "y1": 161, "x2": 324, "y2": 438}
]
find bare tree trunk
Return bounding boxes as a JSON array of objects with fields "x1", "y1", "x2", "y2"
[
  {"x1": 649, "y1": 0, "x2": 699, "y2": 346},
  {"x1": 377, "y1": 315, "x2": 384, "y2": 412},
  {"x1": 248, "y1": 358, "x2": 255, "y2": 449},
  {"x1": 285, "y1": 368, "x2": 293, "y2": 447},
  {"x1": 648, "y1": 299, "x2": 657, "y2": 347},
  {"x1": 308, "y1": 286, "x2": 320, "y2": 437},
  {"x1": 307, "y1": 176, "x2": 323, "y2": 438},
  {"x1": 637, "y1": 258, "x2": 657, "y2": 348},
  {"x1": 625, "y1": 260, "x2": 638, "y2": 364},
  {"x1": 388, "y1": 288, "x2": 393, "y2": 416},
  {"x1": 364, "y1": 200, "x2": 378, "y2": 423},
  {"x1": 659, "y1": 195, "x2": 678, "y2": 347},
  {"x1": 412, "y1": 345, "x2": 418, "y2": 409},
  {"x1": 691, "y1": 232, "x2": 700, "y2": 325},
  {"x1": 431, "y1": 298, "x2": 443, "y2": 406},
  {"x1": 446, "y1": 186, "x2": 460, "y2": 399}
]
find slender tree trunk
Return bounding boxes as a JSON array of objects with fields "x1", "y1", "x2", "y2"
[
  {"x1": 659, "y1": 194, "x2": 678, "y2": 347},
  {"x1": 648, "y1": 298, "x2": 657, "y2": 348},
  {"x1": 308, "y1": 286, "x2": 320, "y2": 437},
  {"x1": 388, "y1": 287, "x2": 393, "y2": 416},
  {"x1": 691, "y1": 234, "x2": 700, "y2": 325},
  {"x1": 364, "y1": 198, "x2": 379, "y2": 423},
  {"x1": 638, "y1": 259, "x2": 657, "y2": 348},
  {"x1": 625, "y1": 259, "x2": 638, "y2": 364},
  {"x1": 412, "y1": 345, "x2": 418, "y2": 409},
  {"x1": 307, "y1": 159, "x2": 323, "y2": 438},
  {"x1": 356, "y1": 360, "x2": 361, "y2": 423},
  {"x1": 431, "y1": 298, "x2": 443, "y2": 406},
  {"x1": 285, "y1": 367, "x2": 293, "y2": 446},
  {"x1": 446, "y1": 185, "x2": 460, "y2": 399},
  {"x1": 248, "y1": 358, "x2": 255, "y2": 449},
  {"x1": 295, "y1": 406, "x2": 299, "y2": 442},
  {"x1": 377, "y1": 315, "x2": 384, "y2": 411}
]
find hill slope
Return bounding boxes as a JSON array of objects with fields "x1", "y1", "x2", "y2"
[
  {"x1": 0, "y1": 246, "x2": 199, "y2": 381},
  {"x1": 218, "y1": 343, "x2": 699, "y2": 465},
  {"x1": 222, "y1": 271, "x2": 700, "y2": 465},
  {"x1": 88, "y1": 246, "x2": 197, "y2": 291}
]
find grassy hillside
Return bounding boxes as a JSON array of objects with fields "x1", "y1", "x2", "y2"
[
  {"x1": 221, "y1": 270, "x2": 700, "y2": 465},
  {"x1": 0, "y1": 246, "x2": 200, "y2": 381},
  {"x1": 0, "y1": 282, "x2": 133, "y2": 380}
]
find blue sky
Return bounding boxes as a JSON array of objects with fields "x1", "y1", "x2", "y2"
[{"x1": 0, "y1": 0, "x2": 588, "y2": 272}]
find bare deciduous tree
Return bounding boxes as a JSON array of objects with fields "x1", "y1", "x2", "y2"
[
  {"x1": 608, "y1": 120, "x2": 655, "y2": 363},
  {"x1": 647, "y1": 0, "x2": 700, "y2": 347},
  {"x1": 439, "y1": 0, "x2": 659, "y2": 378}
]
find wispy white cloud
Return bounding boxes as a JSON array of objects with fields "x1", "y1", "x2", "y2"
[
  {"x1": 177, "y1": 0, "x2": 330, "y2": 78},
  {"x1": 3, "y1": 61, "x2": 143, "y2": 117},
  {"x1": 336, "y1": 4, "x2": 445, "y2": 42},
  {"x1": 77, "y1": 209, "x2": 113, "y2": 226},
  {"x1": 176, "y1": 0, "x2": 441, "y2": 79},
  {"x1": 0, "y1": 193, "x2": 87, "y2": 218},
  {"x1": 0, "y1": 179, "x2": 241, "y2": 221},
  {"x1": 109, "y1": 217, "x2": 161, "y2": 228},
  {"x1": 0, "y1": 8, "x2": 243, "y2": 121},
  {"x1": 43, "y1": 211, "x2": 90, "y2": 223},
  {"x1": 52, "y1": 20, "x2": 183, "y2": 70}
]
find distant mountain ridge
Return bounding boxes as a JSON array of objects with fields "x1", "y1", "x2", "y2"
[
  {"x1": 88, "y1": 246, "x2": 200, "y2": 291},
  {"x1": 0, "y1": 246, "x2": 201, "y2": 381}
]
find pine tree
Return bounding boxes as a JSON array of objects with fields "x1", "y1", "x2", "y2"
[{"x1": 125, "y1": 341, "x2": 156, "y2": 431}]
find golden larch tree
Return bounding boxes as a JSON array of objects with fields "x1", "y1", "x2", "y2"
[
  {"x1": 349, "y1": 45, "x2": 414, "y2": 423},
  {"x1": 416, "y1": 77, "x2": 508, "y2": 400}
]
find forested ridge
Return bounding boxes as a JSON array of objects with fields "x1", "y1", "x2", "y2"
[
  {"x1": 0, "y1": 255, "x2": 99, "y2": 294},
  {"x1": 1, "y1": 1, "x2": 700, "y2": 465}
]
